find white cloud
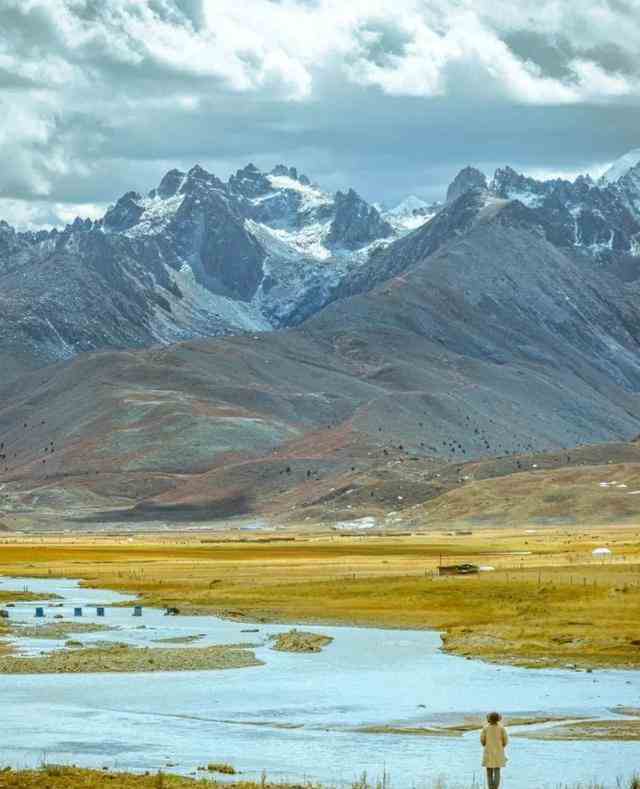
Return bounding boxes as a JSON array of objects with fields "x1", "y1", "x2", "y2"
[
  {"x1": 2, "y1": 0, "x2": 640, "y2": 222},
  {"x1": 0, "y1": 198, "x2": 106, "y2": 230}
]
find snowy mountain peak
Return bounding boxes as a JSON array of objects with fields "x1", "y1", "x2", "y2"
[
  {"x1": 600, "y1": 149, "x2": 640, "y2": 185},
  {"x1": 228, "y1": 163, "x2": 272, "y2": 198},
  {"x1": 153, "y1": 168, "x2": 185, "y2": 199},
  {"x1": 183, "y1": 164, "x2": 225, "y2": 191},
  {"x1": 4, "y1": 149, "x2": 640, "y2": 386},
  {"x1": 327, "y1": 189, "x2": 392, "y2": 250},
  {"x1": 382, "y1": 195, "x2": 439, "y2": 232},
  {"x1": 270, "y1": 164, "x2": 311, "y2": 185},
  {"x1": 388, "y1": 195, "x2": 429, "y2": 216},
  {"x1": 103, "y1": 191, "x2": 145, "y2": 231}
]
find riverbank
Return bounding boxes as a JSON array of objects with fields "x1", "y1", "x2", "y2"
[
  {"x1": 0, "y1": 527, "x2": 638, "y2": 669},
  {"x1": 515, "y1": 718, "x2": 640, "y2": 741},
  {"x1": 0, "y1": 765, "x2": 638, "y2": 789},
  {"x1": 0, "y1": 765, "x2": 300, "y2": 788}
]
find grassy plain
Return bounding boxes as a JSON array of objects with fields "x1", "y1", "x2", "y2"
[{"x1": 0, "y1": 524, "x2": 639, "y2": 668}]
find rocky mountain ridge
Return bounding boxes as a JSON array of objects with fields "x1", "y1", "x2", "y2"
[
  {"x1": 2, "y1": 149, "x2": 640, "y2": 386},
  {"x1": 0, "y1": 163, "x2": 402, "y2": 382}
]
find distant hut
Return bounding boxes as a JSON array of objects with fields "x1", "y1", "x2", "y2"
[{"x1": 438, "y1": 563, "x2": 479, "y2": 576}]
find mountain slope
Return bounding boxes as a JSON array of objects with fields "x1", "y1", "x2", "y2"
[{"x1": 3, "y1": 191, "x2": 640, "y2": 526}]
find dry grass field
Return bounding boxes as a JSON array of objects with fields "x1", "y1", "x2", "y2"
[
  {"x1": 410, "y1": 462, "x2": 640, "y2": 528},
  {"x1": 0, "y1": 524, "x2": 639, "y2": 668}
]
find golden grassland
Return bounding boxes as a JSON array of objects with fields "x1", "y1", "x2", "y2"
[
  {"x1": 413, "y1": 462, "x2": 640, "y2": 527},
  {"x1": 0, "y1": 525, "x2": 639, "y2": 667}
]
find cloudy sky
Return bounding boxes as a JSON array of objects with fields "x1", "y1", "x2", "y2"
[{"x1": 2, "y1": 0, "x2": 640, "y2": 228}]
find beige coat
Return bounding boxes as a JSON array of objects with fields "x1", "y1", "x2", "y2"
[{"x1": 480, "y1": 723, "x2": 508, "y2": 768}]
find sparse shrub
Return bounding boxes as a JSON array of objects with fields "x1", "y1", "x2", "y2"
[{"x1": 350, "y1": 770, "x2": 391, "y2": 789}]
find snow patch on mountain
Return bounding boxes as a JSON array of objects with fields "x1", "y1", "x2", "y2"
[
  {"x1": 388, "y1": 195, "x2": 430, "y2": 216},
  {"x1": 504, "y1": 190, "x2": 545, "y2": 209},
  {"x1": 149, "y1": 262, "x2": 270, "y2": 341},
  {"x1": 124, "y1": 193, "x2": 185, "y2": 238},
  {"x1": 265, "y1": 175, "x2": 332, "y2": 213},
  {"x1": 383, "y1": 195, "x2": 439, "y2": 232},
  {"x1": 600, "y1": 149, "x2": 640, "y2": 185},
  {"x1": 246, "y1": 218, "x2": 332, "y2": 262}
]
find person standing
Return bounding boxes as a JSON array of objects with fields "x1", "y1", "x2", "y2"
[{"x1": 480, "y1": 711, "x2": 508, "y2": 789}]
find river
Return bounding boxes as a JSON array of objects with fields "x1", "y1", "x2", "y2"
[{"x1": 0, "y1": 576, "x2": 637, "y2": 788}]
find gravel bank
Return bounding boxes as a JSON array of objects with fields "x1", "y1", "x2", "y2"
[
  {"x1": 10, "y1": 621, "x2": 116, "y2": 638},
  {"x1": 0, "y1": 641, "x2": 263, "y2": 674},
  {"x1": 269, "y1": 629, "x2": 333, "y2": 653}
]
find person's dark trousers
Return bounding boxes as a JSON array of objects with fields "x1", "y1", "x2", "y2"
[{"x1": 486, "y1": 767, "x2": 501, "y2": 789}]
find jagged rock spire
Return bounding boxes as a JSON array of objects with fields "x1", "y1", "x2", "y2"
[{"x1": 446, "y1": 167, "x2": 487, "y2": 203}]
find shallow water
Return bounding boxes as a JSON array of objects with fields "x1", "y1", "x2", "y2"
[{"x1": 0, "y1": 576, "x2": 638, "y2": 788}]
